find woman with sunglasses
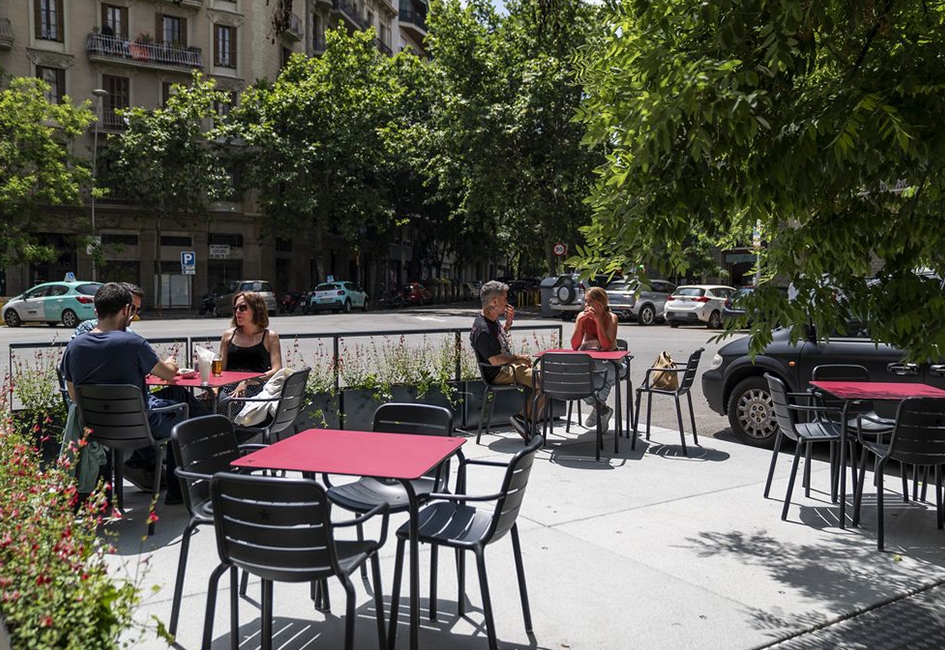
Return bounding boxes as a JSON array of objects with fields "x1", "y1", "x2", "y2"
[{"x1": 215, "y1": 291, "x2": 283, "y2": 415}]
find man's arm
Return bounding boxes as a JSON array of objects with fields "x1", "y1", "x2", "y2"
[
  {"x1": 150, "y1": 356, "x2": 179, "y2": 380},
  {"x1": 67, "y1": 381, "x2": 76, "y2": 403}
]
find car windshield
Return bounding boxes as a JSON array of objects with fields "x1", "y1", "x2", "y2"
[
  {"x1": 76, "y1": 283, "x2": 102, "y2": 295},
  {"x1": 676, "y1": 287, "x2": 706, "y2": 297},
  {"x1": 316, "y1": 284, "x2": 339, "y2": 291}
]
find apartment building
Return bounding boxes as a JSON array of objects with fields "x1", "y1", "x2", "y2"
[{"x1": 0, "y1": 0, "x2": 405, "y2": 308}]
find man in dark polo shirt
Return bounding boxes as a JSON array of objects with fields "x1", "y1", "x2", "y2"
[{"x1": 470, "y1": 280, "x2": 544, "y2": 437}]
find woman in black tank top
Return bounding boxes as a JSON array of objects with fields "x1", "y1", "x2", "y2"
[{"x1": 215, "y1": 291, "x2": 283, "y2": 416}]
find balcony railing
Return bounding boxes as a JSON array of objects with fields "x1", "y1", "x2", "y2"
[
  {"x1": 0, "y1": 17, "x2": 14, "y2": 50},
  {"x1": 101, "y1": 111, "x2": 128, "y2": 131},
  {"x1": 332, "y1": 0, "x2": 369, "y2": 30},
  {"x1": 282, "y1": 13, "x2": 303, "y2": 42},
  {"x1": 374, "y1": 38, "x2": 392, "y2": 56},
  {"x1": 86, "y1": 33, "x2": 203, "y2": 70},
  {"x1": 398, "y1": 8, "x2": 427, "y2": 33}
]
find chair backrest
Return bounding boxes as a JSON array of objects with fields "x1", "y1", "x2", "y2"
[
  {"x1": 373, "y1": 403, "x2": 454, "y2": 488},
  {"x1": 811, "y1": 364, "x2": 872, "y2": 418},
  {"x1": 764, "y1": 373, "x2": 799, "y2": 442},
  {"x1": 171, "y1": 415, "x2": 241, "y2": 517},
  {"x1": 268, "y1": 367, "x2": 311, "y2": 438},
  {"x1": 888, "y1": 398, "x2": 945, "y2": 467},
  {"x1": 539, "y1": 353, "x2": 597, "y2": 401},
  {"x1": 74, "y1": 384, "x2": 157, "y2": 451},
  {"x1": 56, "y1": 365, "x2": 72, "y2": 410},
  {"x1": 487, "y1": 434, "x2": 543, "y2": 543},
  {"x1": 615, "y1": 339, "x2": 629, "y2": 352},
  {"x1": 677, "y1": 348, "x2": 705, "y2": 394},
  {"x1": 210, "y1": 472, "x2": 339, "y2": 583}
]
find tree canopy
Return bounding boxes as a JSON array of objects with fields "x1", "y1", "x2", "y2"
[{"x1": 576, "y1": 1, "x2": 945, "y2": 358}]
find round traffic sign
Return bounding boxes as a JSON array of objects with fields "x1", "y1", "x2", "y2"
[{"x1": 553, "y1": 243, "x2": 567, "y2": 257}]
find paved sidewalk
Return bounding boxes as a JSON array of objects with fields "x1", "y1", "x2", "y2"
[{"x1": 108, "y1": 420, "x2": 945, "y2": 649}]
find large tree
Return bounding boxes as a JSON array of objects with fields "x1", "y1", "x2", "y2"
[
  {"x1": 576, "y1": 1, "x2": 945, "y2": 358},
  {"x1": 0, "y1": 75, "x2": 93, "y2": 267}
]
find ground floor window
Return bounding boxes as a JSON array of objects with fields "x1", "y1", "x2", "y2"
[{"x1": 155, "y1": 262, "x2": 192, "y2": 308}]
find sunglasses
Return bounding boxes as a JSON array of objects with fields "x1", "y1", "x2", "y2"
[{"x1": 235, "y1": 304, "x2": 251, "y2": 312}]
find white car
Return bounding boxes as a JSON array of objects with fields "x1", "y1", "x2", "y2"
[{"x1": 663, "y1": 284, "x2": 736, "y2": 329}]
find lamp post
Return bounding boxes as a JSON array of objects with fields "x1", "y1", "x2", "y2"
[{"x1": 90, "y1": 88, "x2": 109, "y2": 282}]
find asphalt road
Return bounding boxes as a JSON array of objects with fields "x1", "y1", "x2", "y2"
[{"x1": 0, "y1": 305, "x2": 751, "y2": 443}]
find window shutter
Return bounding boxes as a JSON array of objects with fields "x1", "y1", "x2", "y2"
[
  {"x1": 34, "y1": 0, "x2": 41, "y2": 39},
  {"x1": 156, "y1": 14, "x2": 163, "y2": 43},
  {"x1": 101, "y1": 3, "x2": 107, "y2": 31},
  {"x1": 180, "y1": 17, "x2": 187, "y2": 46},
  {"x1": 213, "y1": 25, "x2": 219, "y2": 66},
  {"x1": 56, "y1": 0, "x2": 64, "y2": 42},
  {"x1": 120, "y1": 6, "x2": 128, "y2": 38},
  {"x1": 232, "y1": 27, "x2": 237, "y2": 66}
]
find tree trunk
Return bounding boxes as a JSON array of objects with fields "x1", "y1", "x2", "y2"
[{"x1": 154, "y1": 216, "x2": 164, "y2": 317}]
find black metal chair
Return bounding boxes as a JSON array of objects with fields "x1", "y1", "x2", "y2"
[
  {"x1": 633, "y1": 348, "x2": 704, "y2": 455},
  {"x1": 74, "y1": 383, "x2": 187, "y2": 535},
  {"x1": 536, "y1": 352, "x2": 609, "y2": 460},
  {"x1": 565, "y1": 339, "x2": 633, "y2": 437},
  {"x1": 202, "y1": 473, "x2": 389, "y2": 650},
  {"x1": 227, "y1": 367, "x2": 311, "y2": 444},
  {"x1": 763, "y1": 374, "x2": 847, "y2": 520},
  {"x1": 853, "y1": 398, "x2": 945, "y2": 551},
  {"x1": 474, "y1": 356, "x2": 527, "y2": 444},
  {"x1": 166, "y1": 415, "x2": 266, "y2": 637},
  {"x1": 388, "y1": 434, "x2": 543, "y2": 650}
]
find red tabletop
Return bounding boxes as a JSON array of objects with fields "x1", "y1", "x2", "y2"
[
  {"x1": 232, "y1": 429, "x2": 466, "y2": 480},
  {"x1": 146, "y1": 370, "x2": 264, "y2": 388},
  {"x1": 535, "y1": 348, "x2": 632, "y2": 361},
  {"x1": 811, "y1": 380, "x2": 945, "y2": 401}
]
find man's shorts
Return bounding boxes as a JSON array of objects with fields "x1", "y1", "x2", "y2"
[{"x1": 493, "y1": 361, "x2": 535, "y2": 389}]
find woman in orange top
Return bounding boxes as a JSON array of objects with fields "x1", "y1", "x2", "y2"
[{"x1": 571, "y1": 286, "x2": 623, "y2": 427}]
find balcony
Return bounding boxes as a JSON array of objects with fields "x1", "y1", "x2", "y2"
[
  {"x1": 398, "y1": 8, "x2": 427, "y2": 40},
  {"x1": 332, "y1": 0, "x2": 368, "y2": 30},
  {"x1": 159, "y1": 0, "x2": 204, "y2": 8},
  {"x1": 0, "y1": 17, "x2": 13, "y2": 50},
  {"x1": 374, "y1": 37, "x2": 392, "y2": 56},
  {"x1": 86, "y1": 34, "x2": 203, "y2": 72},
  {"x1": 281, "y1": 13, "x2": 303, "y2": 42}
]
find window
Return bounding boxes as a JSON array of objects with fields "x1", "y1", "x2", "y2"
[
  {"x1": 161, "y1": 82, "x2": 177, "y2": 106},
  {"x1": 281, "y1": 47, "x2": 292, "y2": 70},
  {"x1": 160, "y1": 235, "x2": 192, "y2": 247},
  {"x1": 208, "y1": 233, "x2": 243, "y2": 247},
  {"x1": 102, "y1": 75, "x2": 130, "y2": 129},
  {"x1": 367, "y1": 10, "x2": 375, "y2": 28},
  {"x1": 213, "y1": 90, "x2": 238, "y2": 116},
  {"x1": 102, "y1": 4, "x2": 127, "y2": 38},
  {"x1": 35, "y1": 0, "x2": 64, "y2": 42},
  {"x1": 101, "y1": 233, "x2": 139, "y2": 246},
  {"x1": 159, "y1": 15, "x2": 185, "y2": 46},
  {"x1": 380, "y1": 22, "x2": 390, "y2": 48},
  {"x1": 36, "y1": 66, "x2": 65, "y2": 104},
  {"x1": 214, "y1": 24, "x2": 237, "y2": 68}
]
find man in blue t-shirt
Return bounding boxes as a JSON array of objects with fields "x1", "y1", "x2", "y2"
[
  {"x1": 62, "y1": 283, "x2": 200, "y2": 505},
  {"x1": 71, "y1": 282, "x2": 143, "y2": 339}
]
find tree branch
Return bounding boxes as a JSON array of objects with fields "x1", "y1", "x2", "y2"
[{"x1": 849, "y1": 0, "x2": 896, "y2": 78}]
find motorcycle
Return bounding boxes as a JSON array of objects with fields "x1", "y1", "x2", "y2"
[
  {"x1": 198, "y1": 290, "x2": 217, "y2": 317},
  {"x1": 279, "y1": 291, "x2": 304, "y2": 314}
]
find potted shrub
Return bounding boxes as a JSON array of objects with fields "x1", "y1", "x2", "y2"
[{"x1": 9, "y1": 347, "x2": 67, "y2": 467}]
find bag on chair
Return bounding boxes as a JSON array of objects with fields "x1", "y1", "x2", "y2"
[{"x1": 650, "y1": 351, "x2": 678, "y2": 391}]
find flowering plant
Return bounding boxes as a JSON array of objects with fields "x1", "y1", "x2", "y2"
[{"x1": 9, "y1": 346, "x2": 67, "y2": 442}]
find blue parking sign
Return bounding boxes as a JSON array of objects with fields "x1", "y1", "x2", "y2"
[{"x1": 181, "y1": 251, "x2": 196, "y2": 267}]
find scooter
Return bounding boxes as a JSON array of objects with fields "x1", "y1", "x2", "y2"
[
  {"x1": 198, "y1": 290, "x2": 217, "y2": 317},
  {"x1": 279, "y1": 291, "x2": 303, "y2": 313}
]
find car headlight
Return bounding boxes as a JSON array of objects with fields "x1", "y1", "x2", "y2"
[{"x1": 709, "y1": 353, "x2": 723, "y2": 369}]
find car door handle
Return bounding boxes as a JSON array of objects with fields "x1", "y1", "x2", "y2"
[
  {"x1": 887, "y1": 362, "x2": 919, "y2": 376},
  {"x1": 929, "y1": 364, "x2": 945, "y2": 377}
]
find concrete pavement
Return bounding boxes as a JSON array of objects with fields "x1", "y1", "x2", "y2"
[{"x1": 108, "y1": 418, "x2": 945, "y2": 650}]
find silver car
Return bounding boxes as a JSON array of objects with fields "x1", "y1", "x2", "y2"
[
  {"x1": 605, "y1": 279, "x2": 676, "y2": 325},
  {"x1": 214, "y1": 280, "x2": 278, "y2": 317},
  {"x1": 548, "y1": 274, "x2": 610, "y2": 319},
  {"x1": 663, "y1": 284, "x2": 736, "y2": 329}
]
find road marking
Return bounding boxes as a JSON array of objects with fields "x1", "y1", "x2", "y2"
[{"x1": 416, "y1": 316, "x2": 446, "y2": 322}]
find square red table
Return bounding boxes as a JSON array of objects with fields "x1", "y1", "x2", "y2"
[
  {"x1": 146, "y1": 370, "x2": 264, "y2": 389},
  {"x1": 233, "y1": 429, "x2": 465, "y2": 650},
  {"x1": 810, "y1": 380, "x2": 945, "y2": 528}
]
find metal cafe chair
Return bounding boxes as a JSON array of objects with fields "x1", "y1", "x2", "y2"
[
  {"x1": 853, "y1": 398, "x2": 945, "y2": 551},
  {"x1": 474, "y1": 357, "x2": 527, "y2": 444},
  {"x1": 202, "y1": 473, "x2": 389, "y2": 650},
  {"x1": 633, "y1": 348, "x2": 704, "y2": 455},
  {"x1": 74, "y1": 383, "x2": 187, "y2": 535},
  {"x1": 565, "y1": 339, "x2": 633, "y2": 436},
  {"x1": 226, "y1": 367, "x2": 311, "y2": 444},
  {"x1": 388, "y1": 434, "x2": 543, "y2": 650},
  {"x1": 536, "y1": 352, "x2": 609, "y2": 460}
]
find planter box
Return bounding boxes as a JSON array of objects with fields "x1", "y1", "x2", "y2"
[
  {"x1": 13, "y1": 410, "x2": 64, "y2": 468},
  {"x1": 296, "y1": 392, "x2": 341, "y2": 431},
  {"x1": 460, "y1": 380, "x2": 565, "y2": 430},
  {"x1": 340, "y1": 385, "x2": 460, "y2": 430}
]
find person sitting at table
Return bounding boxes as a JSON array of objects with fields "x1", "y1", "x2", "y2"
[
  {"x1": 571, "y1": 286, "x2": 622, "y2": 429},
  {"x1": 471, "y1": 280, "x2": 545, "y2": 438},
  {"x1": 62, "y1": 282, "x2": 209, "y2": 504},
  {"x1": 215, "y1": 291, "x2": 283, "y2": 417}
]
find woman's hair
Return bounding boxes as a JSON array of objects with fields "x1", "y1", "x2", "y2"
[
  {"x1": 585, "y1": 286, "x2": 610, "y2": 312},
  {"x1": 231, "y1": 291, "x2": 270, "y2": 329}
]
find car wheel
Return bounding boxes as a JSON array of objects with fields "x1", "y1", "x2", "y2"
[
  {"x1": 61, "y1": 309, "x2": 79, "y2": 328},
  {"x1": 361, "y1": 299, "x2": 368, "y2": 312},
  {"x1": 708, "y1": 310, "x2": 722, "y2": 329},
  {"x1": 343, "y1": 299, "x2": 351, "y2": 313},
  {"x1": 4, "y1": 310, "x2": 22, "y2": 328},
  {"x1": 727, "y1": 376, "x2": 778, "y2": 447},
  {"x1": 669, "y1": 320, "x2": 679, "y2": 328},
  {"x1": 638, "y1": 304, "x2": 656, "y2": 326}
]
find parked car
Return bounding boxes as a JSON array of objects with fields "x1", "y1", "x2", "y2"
[
  {"x1": 548, "y1": 273, "x2": 612, "y2": 319},
  {"x1": 459, "y1": 281, "x2": 482, "y2": 302},
  {"x1": 605, "y1": 279, "x2": 676, "y2": 325},
  {"x1": 721, "y1": 286, "x2": 789, "y2": 325},
  {"x1": 306, "y1": 281, "x2": 368, "y2": 313},
  {"x1": 2, "y1": 281, "x2": 102, "y2": 328},
  {"x1": 701, "y1": 324, "x2": 942, "y2": 447},
  {"x1": 663, "y1": 284, "x2": 736, "y2": 329},
  {"x1": 403, "y1": 282, "x2": 432, "y2": 306},
  {"x1": 214, "y1": 280, "x2": 278, "y2": 317}
]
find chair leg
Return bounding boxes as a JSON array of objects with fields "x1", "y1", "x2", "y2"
[
  {"x1": 901, "y1": 463, "x2": 910, "y2": 503},
  {"x1": 429, "y1": 546, "x2": 438, "y2": 620},
  {"x1": 829, "y1": 442, "x2": 838, "y2": 503},
  {"x1": 148, "y1": 447, "x2": 163, "y2": 536},
  {"x1": 632, "y1": 389, "x2": 643, "y2": 439},
  {"x1": 782, "y1": 443, "x2": 803, "y2": 521},
  {"x1": 202, "y1": 564, "x2": 229, "y2": 650},
  {"x1": 229, "y1": 567, "x2": 239, "y2": 650},
  {"x1": 114, "y1": 452, "x2": 125, "y2": 512},
  {"x1": 510, "y1": 524, "x2": 533, "y2": 633},
  {"x1": 595, "y1": 403, "x2": 601, "y2": 462},
  {"x1": 357, "y1": 523, "x2": 368, "y2": 579},
  {"x1": 476, "y1": 389, "x2": 492, "y2": 444},
  {"x1": 877, "y1": 463, "x2": 886, "y2": 551},
  {"x1": 456, "y1": 548, "x2": 466, "y2": 617},
  {"x1": 388, "y1": 537, "x2": 406, "y2": 650},
  {"x1": 936, "y1": 465, "x2": 944, "y2": 530},
  {"x1": 687, "y1": 392, "x2": 698, "y2": 445},
  {"x1": 239, "y1": 569, "x2": 248, "y2": 596},
  {"x1": 371, "y1": 554, "x2": 387, "y2": 650},
  {"x1": 261, "y1": 580, "x2": 274, "y2": 650},
  {"x1": 853, "y1": 446, "x2": 869, "y2": 528},
  {"x1": 674, "y1": 394, "x2": 687, "y2": 456},
  {"x1": 645, "y1": 391, "x2": 653, "y2": 441},
  {"x1": 763, "y1": 430, "x2": 784, "y2": 499},
  {"x1": 566, "y1": 401, "x2": 572, "y2": 433},
  {"x1": 804, "y1": 443, "x2": 812, "y2": 498},
  {"x1": 474, "y1": 548, "x2": 498, "y2": 650},
  {"x1": 169, "y1": 520, "x2": 199, "y2": 635},
  {"x1": 342, "y1": 576, "x2": 356, "y2": 650}
]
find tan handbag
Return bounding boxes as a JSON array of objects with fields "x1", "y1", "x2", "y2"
[{"x1": 650, "y1": 351, "x2": 678, "y2": 391}]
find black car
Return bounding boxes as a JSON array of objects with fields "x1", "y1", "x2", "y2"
[{"x1": 702, "y1": 325, "x2": 945, "y2": 447}]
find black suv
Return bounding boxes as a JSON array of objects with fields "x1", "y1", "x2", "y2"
[{"x1": 702, "y1": 325, "x2": 945, "y2": 447}]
